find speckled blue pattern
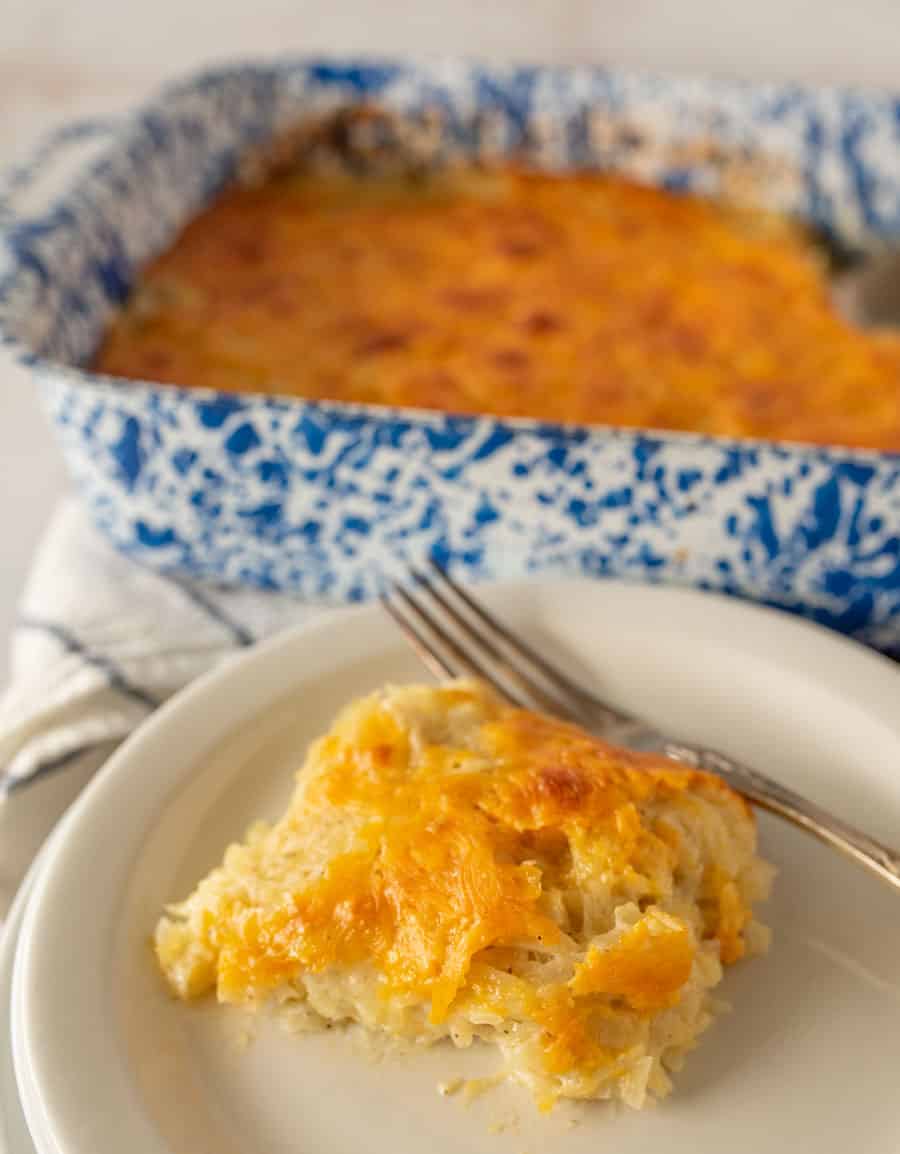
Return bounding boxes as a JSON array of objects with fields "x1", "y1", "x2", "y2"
[{"x1": 1, "y1": 59, "x2": 899, "y2": 652}]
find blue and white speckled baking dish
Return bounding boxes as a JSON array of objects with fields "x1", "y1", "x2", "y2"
[{"x1": 0, "y1": 58, "x2": 898, "y2": 651}]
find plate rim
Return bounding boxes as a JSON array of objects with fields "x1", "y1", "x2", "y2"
[{"x1": 0, "y1": 845, "x2": 53, "y2": 1154}]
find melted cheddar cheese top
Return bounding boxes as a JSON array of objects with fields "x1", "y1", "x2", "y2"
[
  {"x1": 156, "y1": 680, "x2": 765, "y2": 1106},
  {"x1": 98, "y1": 166, "x2": 900, "y2": 449}
]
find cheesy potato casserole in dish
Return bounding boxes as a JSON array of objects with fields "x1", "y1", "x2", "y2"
[
  {"x1": 96, "y1": 130, "x2": 900, "y2": 451},
  {"x1": 156, "y1": 681, "x2": 773, "y2": 1110}
]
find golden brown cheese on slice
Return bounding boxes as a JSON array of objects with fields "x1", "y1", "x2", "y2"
[{"x1": 156, "y1": 681, "x2": 772, "y2": 1109}]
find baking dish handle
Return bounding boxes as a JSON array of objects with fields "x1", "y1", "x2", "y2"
[{"x1": 0, "y1": 118, "x2": 118, "y2": 230}]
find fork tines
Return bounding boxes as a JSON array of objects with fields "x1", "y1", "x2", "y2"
[{"x1": 381, "y1": 561, "x2": 593, "y2": 724}]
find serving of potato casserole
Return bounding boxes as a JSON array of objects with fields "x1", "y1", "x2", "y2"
[{"x1": 156, "y1": 681, "x2": 772, "y2": 1110}]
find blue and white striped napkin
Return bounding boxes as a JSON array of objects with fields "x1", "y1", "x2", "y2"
[{"x1": 0, "y1": 499, "x2": 329, "y2": 798}]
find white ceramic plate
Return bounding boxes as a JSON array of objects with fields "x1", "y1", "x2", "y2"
[
  {"x1": 1, "y1": 858, "x2": 43, "y2": 1154},
  {"x1": 11, "y1": 581, "x2": 900, "y2": 1154},
  {"x1": 0, "y1": 747, "x2": 104, "y2": 1154}
]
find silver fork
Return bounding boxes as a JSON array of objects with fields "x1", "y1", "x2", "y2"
[{"x1": 382, "y1": 563, "x2": 900, "y2": 895}]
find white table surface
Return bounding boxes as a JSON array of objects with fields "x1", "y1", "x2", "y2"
[{"x1": 2, "y1": 0, "x2": 899, "y2": 688}]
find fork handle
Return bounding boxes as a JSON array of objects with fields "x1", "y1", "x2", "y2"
[{"x1": 665, "y1": 743, "x2": 900, "y2": 894}]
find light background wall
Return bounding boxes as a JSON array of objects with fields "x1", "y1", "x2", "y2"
[{"x1": 4, "y1": 0, "x2": 900, "y2": 95}]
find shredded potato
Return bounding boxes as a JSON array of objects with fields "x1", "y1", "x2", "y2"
[{"x1": 156, "y1": 681, "x2": 773, "y2": 1110}]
